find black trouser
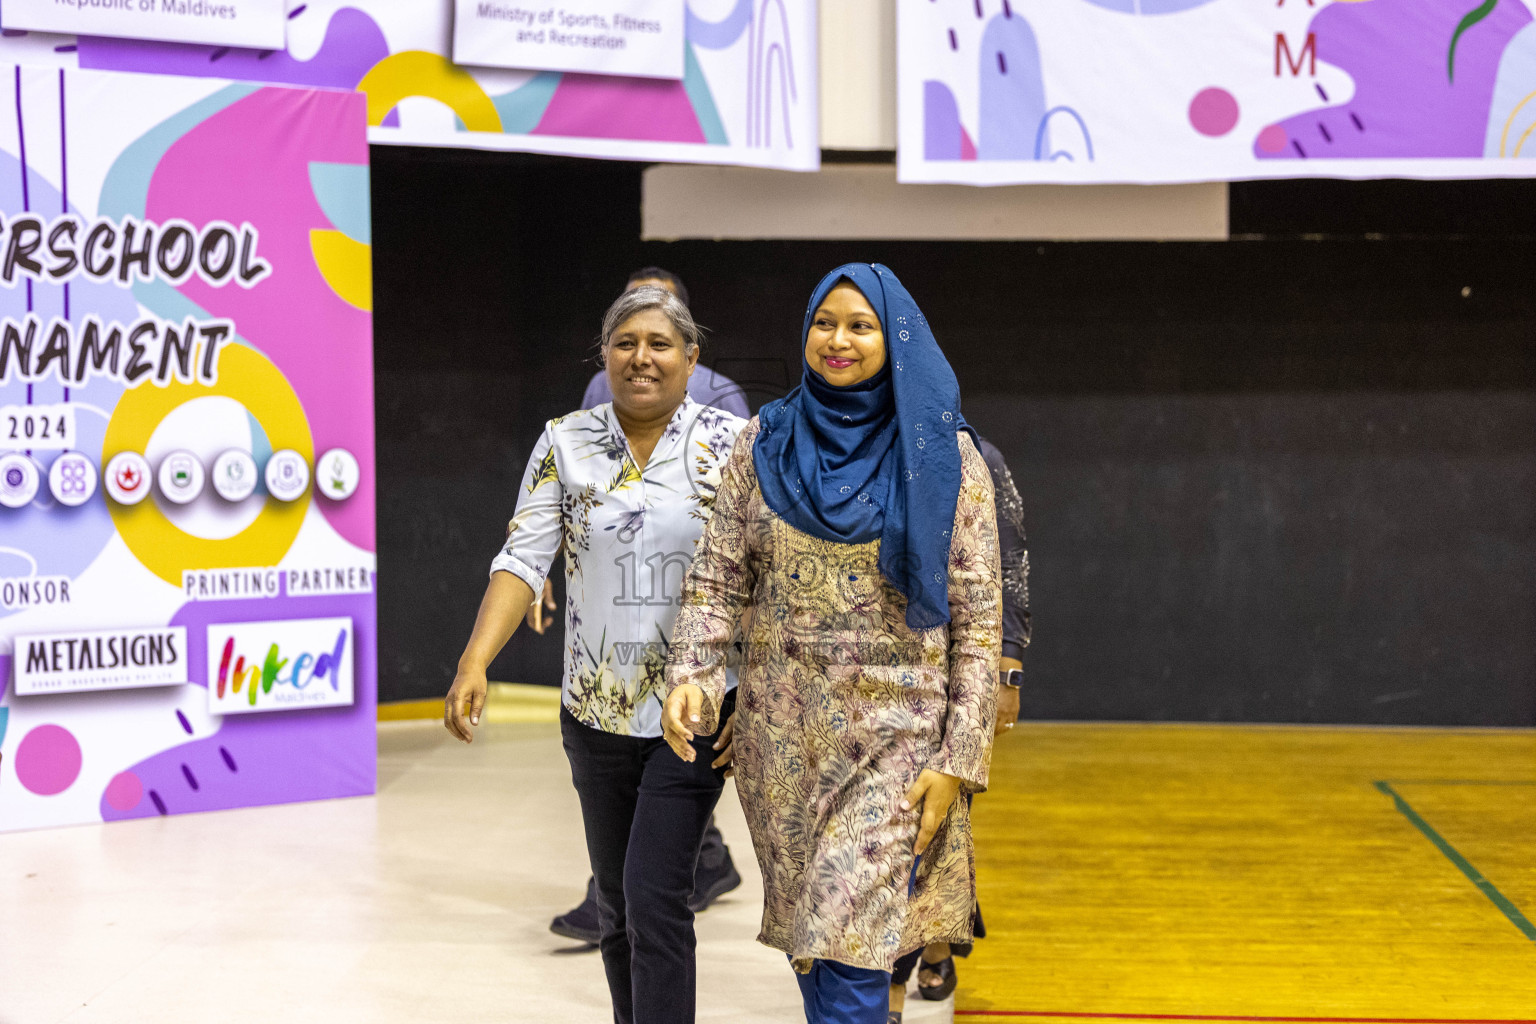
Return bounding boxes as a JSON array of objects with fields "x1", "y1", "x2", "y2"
[
  {"x1": 697, "y1": 817, "x2": 728, "y2": 873},
  {"x1": 561, "y1": 696, "x2": 733, "y2": 1024}
]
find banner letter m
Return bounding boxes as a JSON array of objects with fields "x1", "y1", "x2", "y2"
[{"x1": 1275, "y1": 32, "x2": 1317, "y2": 76}]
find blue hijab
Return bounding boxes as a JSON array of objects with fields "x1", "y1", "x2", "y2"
[{"x1": 754, "y1": 263, "x2": 976, "y2": 630}]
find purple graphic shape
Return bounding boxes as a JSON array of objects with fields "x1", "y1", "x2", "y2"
[
  {"x1": 924, "y1": 80, "x2": 965, "y2": 160},
  {"x1": 1256, "y1": 0, "x2": 1531, "y2": 160},
  {"x1": 687, "y1": 0, "x2": 752, "y2": 49},
  {"x1": 100, "y1": 591, "x2": 377, "y2": 822},
  {"x1": 978, "y1": 12, "x2": 1045, "y2": 161},
  {"x1": 144, "y1": 87, "x2": 376, "y2": 552},
  {"x1": 749, "y1": 0, "x2": 798, "y2": 148},
  {"x1": 535, "y1": 73, "x2": 706, "y2": 143},
  {"x1": 77, "y1": 8, "x2": 390, "y2": 92}
]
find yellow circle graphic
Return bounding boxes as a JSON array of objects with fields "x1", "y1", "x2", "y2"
[{"x1": 102, "y1": 344, "x2": 313, "y2": 586}]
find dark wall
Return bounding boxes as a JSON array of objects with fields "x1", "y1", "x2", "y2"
[{"x1": 372, "y1": 146, "x2": 1536, "y2": 726}]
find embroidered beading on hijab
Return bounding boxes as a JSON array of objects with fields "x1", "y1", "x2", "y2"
[{"x1": 753, "y1": 263, "x2": 976, "y2": 630}]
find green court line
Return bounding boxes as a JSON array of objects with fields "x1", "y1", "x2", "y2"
[{"x1": 1374, "y1": 780, "x2": 1536, "y2": 942}]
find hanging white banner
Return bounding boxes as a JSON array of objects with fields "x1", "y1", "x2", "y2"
[
  {"x1": 0, "y1": 0, "x2": 286, "y2": 51},
  {"x1": 898, "y1": 0, "x2": 1536, "y2": 185},
  {"x1": 453, "y1": 0, "x2": 686, "y2": 80}
]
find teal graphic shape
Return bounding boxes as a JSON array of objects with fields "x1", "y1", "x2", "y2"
[
  {"x1": 308, "y1": 162, "x2": 371, "y2": 244},
  {"x1": 490, "y1": 71, "x2": 562, "y2": 134},
  {"x1": 683, "y1": 43, "x2": 727, "y2": 145}
]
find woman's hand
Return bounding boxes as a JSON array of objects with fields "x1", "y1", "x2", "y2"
[
  {"x1": 994, "y1": 682, "x2": 1020, "y2": 737},
  {"x1": 444, "y1": 665, "x2": 489, "y2": 743},
  {"x1": 994, "y1": 656, "x2": 1022, "y2": 737},
  {"x1": 711, "y1": 712, "x2": 735, "y2": 777},
  {"x1": 900, "y1": 769, "x2": 964, "y2": 855},
  {"x1": 526, "y1": 578, "x2": 557, "y2": 634},
  {"x1": 663, "y1": 684, "x2": 705, "y2": 762}
]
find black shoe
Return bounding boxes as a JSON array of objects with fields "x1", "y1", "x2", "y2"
[
  {"x1": 687, "y1": 849, "x2": 742, "y2": 913},
  {"x1": 550, "y1": 878, "x2": 601, "y2": 945},
  {"x1": 917, "y1": 955, "x2": 956, "y2": 1001}
]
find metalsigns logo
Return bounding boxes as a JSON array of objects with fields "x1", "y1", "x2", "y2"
[
  {"x1": 13, "y1": 626, "x2": 188, "y2": 695},
  {"x1": 207, "y1": 616, "x2": 354, "y2": 715}
]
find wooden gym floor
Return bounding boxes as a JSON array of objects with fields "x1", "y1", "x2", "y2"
[{"x1": 959, "y1": 723, "x2": 1536, "y2": 1023}]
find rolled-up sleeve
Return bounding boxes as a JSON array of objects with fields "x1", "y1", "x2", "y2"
[
  {"x1": 489, "y1": 426, "x2": 563, "y2": 593},
  {"x1": 931, "y1": 433, "x2": 1001, "y2": 792}
]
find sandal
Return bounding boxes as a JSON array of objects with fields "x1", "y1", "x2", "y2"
[
  {"x1": 887, "y1": 1014, "x2": 902, "y2": 1024},
  {"x1": 917, "y1": 955, "x2": 957, "y2": 1001}
]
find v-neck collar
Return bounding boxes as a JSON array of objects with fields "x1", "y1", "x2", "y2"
[{"x1": 611, "y1": 395, "x2": 695, "y2": 472}]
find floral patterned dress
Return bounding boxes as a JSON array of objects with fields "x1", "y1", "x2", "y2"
[
  {"x1": 492, "y1": 396, "x2": 746, "y2": 737},
  {"x1": 667, "y1": 419, "x2": 1001, "y2": 972}
]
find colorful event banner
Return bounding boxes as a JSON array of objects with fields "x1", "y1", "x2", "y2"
[
  {"x1": 0, "y1": 65, "x2": 376, "y2": 833},
  {"x1": 0, "y1": 0, "x2": 818, "y2": 170},
  {"x1": 898, "y1": 0, "x2": 1536, "y2": 185}
]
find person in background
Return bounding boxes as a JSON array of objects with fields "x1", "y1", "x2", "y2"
[
  {"x1": 446, "y1": 286, "x2": 748, "y2": 1024},
  {"x1": 580, "y1": 268, "x2": 750, "y2": 418},
  {"x1": 662, "y1": 263, "x2": 1001, "y2": 1024},
  {"x1": 886, "y1": 435, "x2": 1030, "y2": 1022},
  {"x1": 544, "y1": 268, "x2": 746, "y2": 946}
]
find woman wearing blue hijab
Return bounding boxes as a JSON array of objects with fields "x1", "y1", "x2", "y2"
[{"x1": 663, "y1": 265, "x2": 1002, "y2": 1024}]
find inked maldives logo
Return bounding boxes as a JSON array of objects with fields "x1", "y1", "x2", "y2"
[{"x1": 206, "y1": 616, "x2": 355, "y2": 715}]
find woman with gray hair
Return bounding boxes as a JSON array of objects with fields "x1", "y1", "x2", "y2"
[{"x1": 445, "y1": 286, "x2": 748, "y2": 1024}]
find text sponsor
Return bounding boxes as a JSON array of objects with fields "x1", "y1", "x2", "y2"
[
  {"x1": 13, "y1": 626, "x2": 186, "y2": 695},
  {"x1": 1, "y1": 575, "x2": 72, "y2": 609},
  {"x1": 207, "y1": 616, "x2": 355, "y2": 714}
]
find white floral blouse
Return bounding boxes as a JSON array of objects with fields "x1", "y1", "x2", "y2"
[{"x1": 491, "y1": 396, "x2": 747, "y2": 737}]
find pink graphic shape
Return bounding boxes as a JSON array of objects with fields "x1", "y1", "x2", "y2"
[
  {"x1": 15, "y1": 724, "x2": 83, "y2": 796},
  {"x1": 960, "y1": 127, "x2": 978, "y2": 161},
  {"x1": 534, "y1": 73, "x2": 705, "y2": 143},
  {"x1": 143, "y1": 88, "x2": 376, "y2": 552},
  {"x1": 104, "y1": 770, "x2": 143, "y2": 811},
  {"x1": 1256, "y1": 0, "x2": 1531, "y2": 159},
  {"x1": 1189, "y1": 87, "x2": 1240, "y2": 137},
  {"x1": 1257, "y1": 125, "x2": 1289, "y2": 154}
]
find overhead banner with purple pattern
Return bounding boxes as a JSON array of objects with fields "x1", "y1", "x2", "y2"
[
  {"x1": 0, "y1": 0, "x2": 818, "y2": 171},
  {"x1": 898, "y1": 0, "x2": 1536, "y2": 185},
  {"x1": 0, "y1": 65, "x2": 376, "y2": 833}
]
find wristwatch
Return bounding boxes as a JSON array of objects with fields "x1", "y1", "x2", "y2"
[{"x1": 999, "y1": 668, "x2": 1022, "y2": 690}]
